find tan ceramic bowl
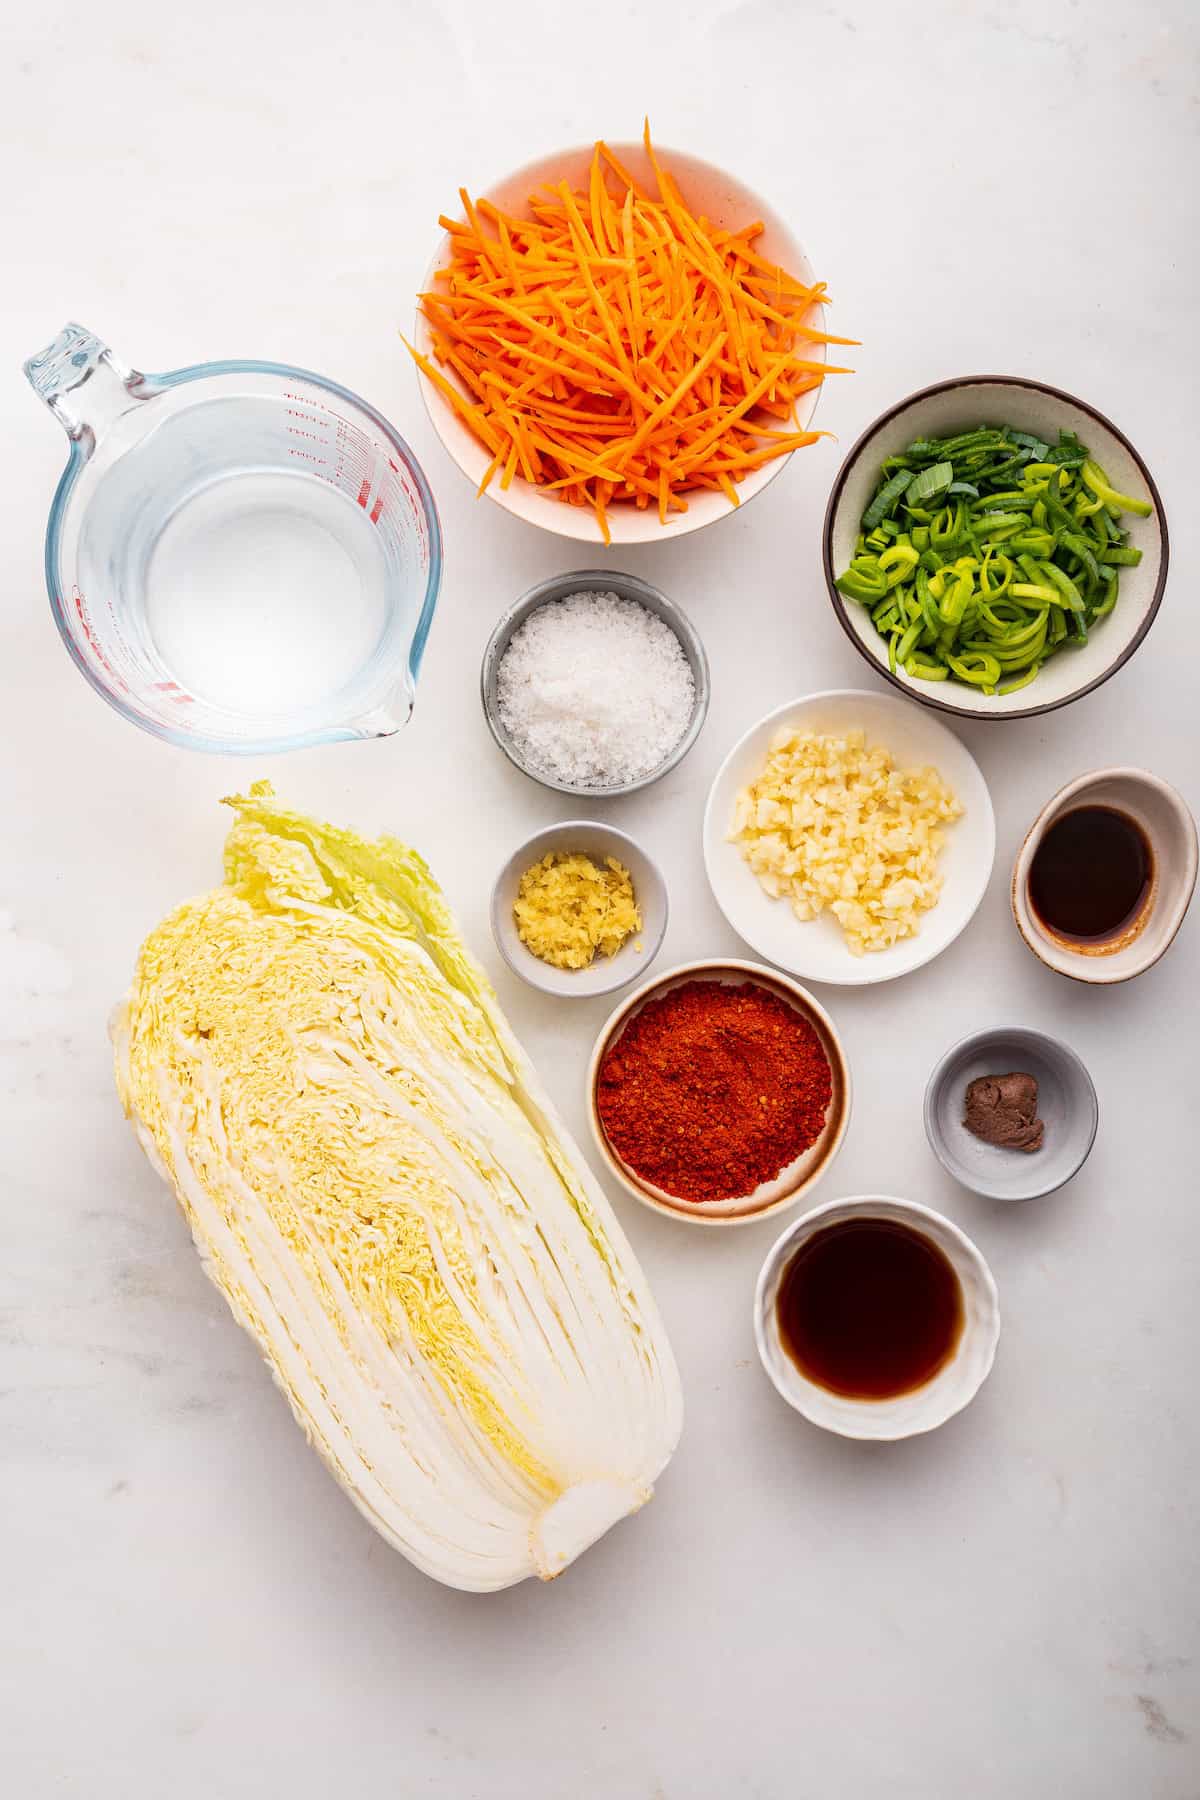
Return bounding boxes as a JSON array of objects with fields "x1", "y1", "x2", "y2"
[
  {"x1": 586, "y1": 959, "x2": 850, "y2": 1228},
  {"x1": 414, "y1": 143, "x2": 825, "y2": 545},
  {"x1": 1012, "y1": 767, "x2": 1197, "y2": 983}
]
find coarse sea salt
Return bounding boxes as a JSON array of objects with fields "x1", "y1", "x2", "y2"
[{"x1": 496, "y1": 590, "x2": 696, "y2": 789}]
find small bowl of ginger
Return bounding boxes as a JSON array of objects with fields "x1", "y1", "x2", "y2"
[{"x1": 490, "y1": 822, "x2": 668, "y2": 999}]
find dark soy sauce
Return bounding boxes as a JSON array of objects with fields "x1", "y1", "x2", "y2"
[
  {"x1": 777, "y1": 1218, "x2": 964, "y2": 1400},
  {"x1": 1029, "y1": 805, "x2": 1152, "y2": 945}
]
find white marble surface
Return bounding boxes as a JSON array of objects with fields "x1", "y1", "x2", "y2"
[{"x1": 4, "y1": 2, "x2": 1199, "y2": 1794}]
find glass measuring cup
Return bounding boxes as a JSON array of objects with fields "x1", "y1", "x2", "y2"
[{"x1": 25, "y1": 323, "x2": 442, "y2": 753}]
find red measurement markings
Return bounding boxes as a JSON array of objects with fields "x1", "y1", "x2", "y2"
[
  {"x1": 70, "y1": 588, "x2": 129, "y2": 693},
  {"x1": 283, "y1": 400, "x2": 410, "y2": 529},
  {"x1": 393, "y1": 464, "x2": 431, "y2": 554}
]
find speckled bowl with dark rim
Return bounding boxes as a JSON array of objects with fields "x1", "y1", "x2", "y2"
[{"x1": 822, "y1": 375, "x2": 1168, "y2": 721}]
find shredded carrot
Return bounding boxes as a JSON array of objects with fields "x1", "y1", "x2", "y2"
[{"x1": 407, "y1": 122, "x2": 855, "y2": 535}]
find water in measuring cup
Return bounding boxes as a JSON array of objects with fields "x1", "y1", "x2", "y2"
[
  {"x1": 141, "y1": 471, "x2": 388, "y2": 716},
  {"x1": 75, "y1": 382, "x2": 399, "y2": 730}
]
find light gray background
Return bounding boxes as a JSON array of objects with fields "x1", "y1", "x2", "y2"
[{"x1": 4, "y1": 2, "x2": 1198, "y2": 1795}]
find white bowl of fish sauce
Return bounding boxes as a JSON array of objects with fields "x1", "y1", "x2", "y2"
[
  {"x1": 1012, "y1": 767, "x2": 1197, "y2": 984},
  {"x1": 754, "y1": 1195, "x2": 1000, "y2": 1440}
]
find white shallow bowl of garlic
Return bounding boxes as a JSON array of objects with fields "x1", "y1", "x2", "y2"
[{"x1": 703, "y1": 689, "x2": 996, "y2": 987}]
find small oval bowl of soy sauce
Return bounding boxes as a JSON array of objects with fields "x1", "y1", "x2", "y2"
[
  {"x1": 753, "y1": 1195, "x2": 1000, "y2": 1441},
  {"x1": 1012, "y1": 768, "x2": 1197, "y2": 984}
]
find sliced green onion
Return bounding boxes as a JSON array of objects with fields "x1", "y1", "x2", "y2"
[
  {"x1": 997, "y1": 665, "x2": 1043, "y2": 696},
  {"x1": 837, "y1": 426, "x2": 1152, "y2": 699},
  {"x1": 895, "y1": 617, "x2": 924, "y2": 664},
  {"x1": 1039, "y1": 561, "x2": 1085, "y2": 611},
  {"x1": 971, "y1": 511, "x2": 1030, "y2": 537},
  {"x1": 946, "y1": 650, "x2": 1002, "y2": 687},
  {"x1": 1091, "y1": 580, "x2": 1119, "y2": 620},
  {"x1": 1081, "y1": 460, "x2": 1152, "y2": 518},
  {"x1": 904, "y1": 655, "x2": 950, "y2": 681},
  {"x1": 861, "y1": 468, "x2": 915, "y2": 530},
  {"x1": 930, "y1": 500, "x2": 968, "y2": 550},
  {"x1": 978, "y1": 553, "x2": 1014, "y2": 599},
  {"x1": 904, "y1": 461, "x2": 954, "y2": 507},
  {"x1": 878, "y1": 544, "x2": 920, "y2": 588}
]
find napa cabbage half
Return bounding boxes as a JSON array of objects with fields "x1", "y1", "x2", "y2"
[{"x1": 113, "y1": 785, "x2": 682, "y2": 1591}]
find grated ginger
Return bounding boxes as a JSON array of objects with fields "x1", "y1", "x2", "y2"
[
  {"x1": 729, "y1": 728, "x2": 962, "y2": 955},
  {"x1": 514, "y1": 852, "x2": 641, "y2": 970}
]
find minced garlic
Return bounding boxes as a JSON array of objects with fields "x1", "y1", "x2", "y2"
[
  {"x1": 514, "y1": 852, "x2": 641, "y2": 970},
  {"x1": 729, "y1": 728, "x2": 962, "y2": 955}
]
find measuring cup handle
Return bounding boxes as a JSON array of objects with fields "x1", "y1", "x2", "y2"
[{"x1": 23, "y1": 323, "x2": 146, "y2": 453}]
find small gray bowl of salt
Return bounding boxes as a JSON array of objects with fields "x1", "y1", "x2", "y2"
[{"x1": 481, "y1": 570, "x2": 710, "y2": 797}]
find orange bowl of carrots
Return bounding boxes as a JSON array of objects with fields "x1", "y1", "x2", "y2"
[{"x1": 407, "y1": 128, "x2": 853, "y2": 546}]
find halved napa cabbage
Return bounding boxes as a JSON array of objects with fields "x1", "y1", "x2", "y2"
[{"x1": 113, "y1": 785, "x2": 682, "y2": 1591}]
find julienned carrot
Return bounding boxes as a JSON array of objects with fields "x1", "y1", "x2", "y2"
[{"x1": 406, "y1": 124, "x2": 854, "y2": 540}]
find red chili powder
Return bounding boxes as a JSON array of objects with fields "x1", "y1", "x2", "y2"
[{"x1": 595, "y1": 979, "x2": 833, "y2": 1204}]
